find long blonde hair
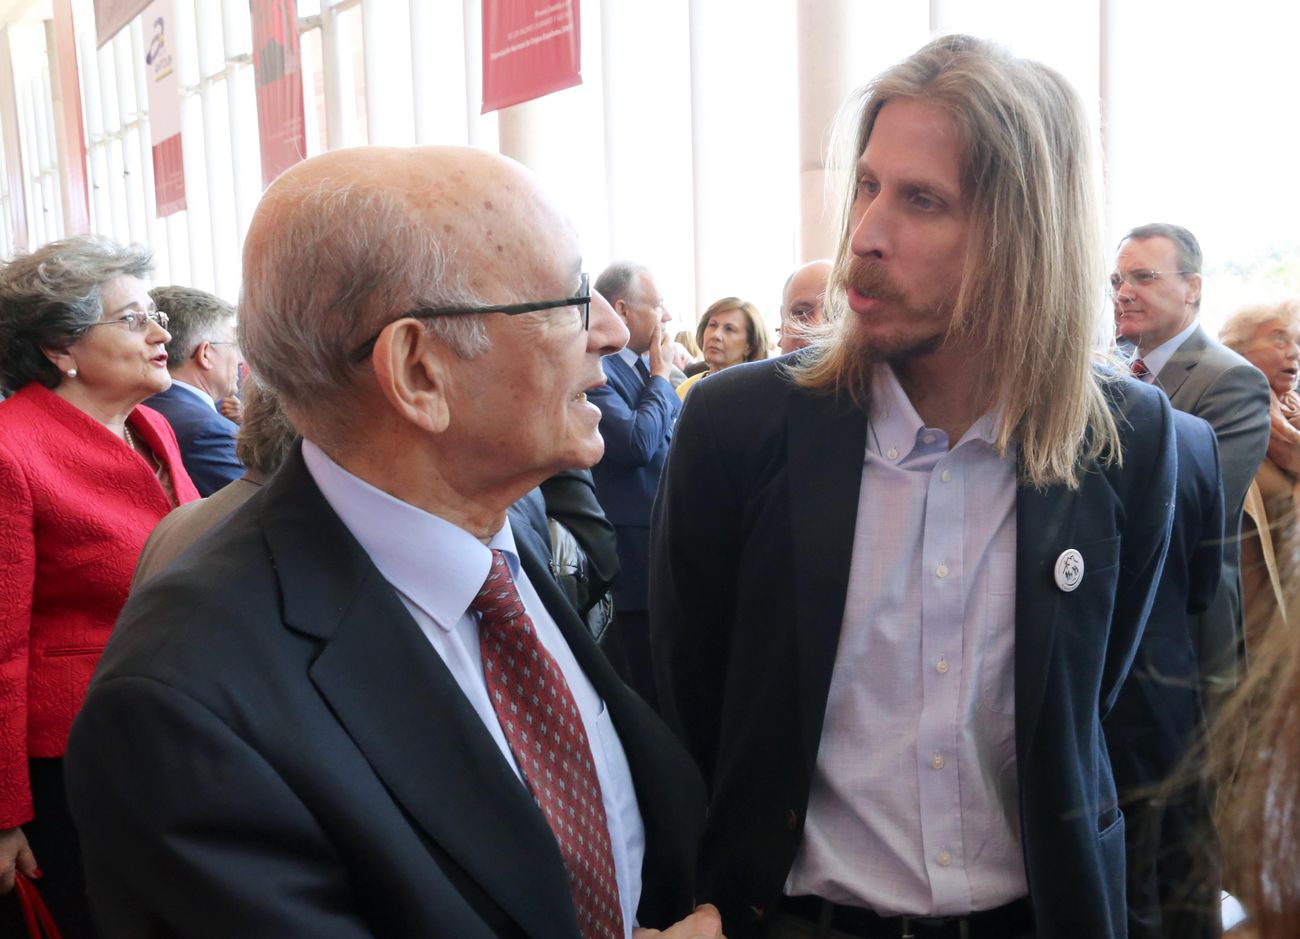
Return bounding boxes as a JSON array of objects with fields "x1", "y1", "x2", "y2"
[{"x1": 792, "y1": 35, "x2": 1119, "y2": 489}]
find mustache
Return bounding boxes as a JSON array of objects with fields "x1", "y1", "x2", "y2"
[{"x1": 842, "y1": 258, "x2": 906, "y2": 304}]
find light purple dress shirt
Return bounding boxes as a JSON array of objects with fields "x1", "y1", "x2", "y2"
[
  {"x1": 302, "y1": 441, "x2": 646, "y2": 935},
  {"x1": 784, "y1": 366, "x2": 1028, "y2": 915}
]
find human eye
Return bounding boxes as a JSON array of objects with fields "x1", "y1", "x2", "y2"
[
  {"x1": 790, "y1": 304, "x2": 813, "y2": 321},
  {"x1": 121, "y1": 312, "x2": 144, "y2": 330},
  {"x1": 1132, "y1": 270, "x2": 1158, "y2": 285},
  {"x1": 855, "y1": 174, "x2": 880, "y2": 199},
  {"x1": 906, "y1": 187, "x2": 941, "y2": 212}
]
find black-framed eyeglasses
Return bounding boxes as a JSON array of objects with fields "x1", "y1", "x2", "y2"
[
  {"x1": 1108, "y1": 269, "x2": 1193, "y2": 297},
  {"x1": 348, "y1": 273, "x2": 591, "y2": 363},
  {"x1": 85, "y1": 310, "x2": 169, "y2": 333}
]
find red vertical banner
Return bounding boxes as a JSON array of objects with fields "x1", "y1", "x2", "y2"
[
  {"x1": 142, "y1": 0, "x2": 184, "y2": 216},
  {"x1": 51, "y1": 0, "x2": 91, "y2": 234},
  {"x1": 0, "y1": 29, "x2": 28, "y2": 249},
  {"x1": 481, "y1": 0, "x2": 581, "y2": 114},
  {"x1": 250, "y1": 0, "x2": 306, "y2": 188}
]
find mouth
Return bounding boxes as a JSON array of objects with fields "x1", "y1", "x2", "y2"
[
  {"x1": 151, "y1": 352, "x2": 168, "y2": 366},
  {"x1": 845, "y1": 287, "x2": 885, "y2": 316}
]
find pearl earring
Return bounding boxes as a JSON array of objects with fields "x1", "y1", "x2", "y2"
[{"x1": 66, "y1": 368, "x2": 77, "y2": 378}]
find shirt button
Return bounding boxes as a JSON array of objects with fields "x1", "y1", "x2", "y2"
[
  {"x1": 923, "y1": 433, "x2": 935, "y2": 445},
  {"x1": 936, "y1": 656, "x2": 949, "y2": 674},
  {"x1": 887, "y1": 446, "x2": 899, "y2": 460},
  {"x1": 937, "y1": 850, "x2": 952, "y2": 867},
  {"x1": 940, "y1": 469, "x2": 951, "y2": 483},
  {"x1": 936, "y1": 564, "x2": 949, "y2": 579},
  {"x1": 932, "y1": 752, "x2": 945, "y2": 769}
]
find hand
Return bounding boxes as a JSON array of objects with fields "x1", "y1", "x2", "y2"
[
  {"x1": 633, "y1": 903, "x2": 725, "y2": 939},
  {"x1": 647, "y1": 323, "x2": 672, "y2": 380},
  {"x1": 0, "y1": 826, "x2": 38, "y2": 894},
  {"x1": 219, "y1": 396, "x2": 243, "y2": 424}
]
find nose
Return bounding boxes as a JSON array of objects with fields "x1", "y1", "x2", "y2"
[
  {"x1": 588, "y1": 290, "x2": 627, "y2": 356},
  {"x1": 659, "y1": 306, "x2": 671, "y2": 324},
  {"x1": 1288, "y1": 340, "x2": 1300, "y2": 361},
  {"x1": 1114, "y1": 279, "x2": 1137, "y2": 304},
  {"x1": 847, "y1": 198, "x2": 886, "y2": 260}
]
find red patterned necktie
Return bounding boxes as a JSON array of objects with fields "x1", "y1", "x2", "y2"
[
  {"x1": 472, "y1": 549, "x2": 625, "y2": 939},
  {"x1": 1131, "y1": 357, "x2": 1150, "y2": 380}
]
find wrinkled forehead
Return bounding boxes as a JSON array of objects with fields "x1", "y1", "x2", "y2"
[{"x1": 1116, "y1": 236, "x2": 1179, "y2": 271}]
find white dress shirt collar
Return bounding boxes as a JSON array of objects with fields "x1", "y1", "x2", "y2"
[
  {"x1": 1138, "y1": 319, "x2": 1199, "y2": 379},
  {"x1": 170, "y1": 378, "x2": 217, "y2": 411},
  {"x1": 301, "y1": 439, "x2": 516, "y2": 633}
]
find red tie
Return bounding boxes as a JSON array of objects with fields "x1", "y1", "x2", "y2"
[
  {"x1": 1131, "y1": 357, "x2": 1150, "y2": 380},
  {"x1": 472, "y1": 550, "x2": 625, "y2": 939}
]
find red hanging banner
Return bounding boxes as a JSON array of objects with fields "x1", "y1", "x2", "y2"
[
  {"x1": 481, "y1": 0, "x2": 581, "y2": 114},
  {"x1": 250, "y1": 0, "x2": 306, "y2": 188},
  {"x1": 51, "y1": 0, "x2": 91, "y2": 234}
]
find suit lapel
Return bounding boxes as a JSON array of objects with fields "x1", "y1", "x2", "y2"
[
  {"x1": 787, "y1": 389, "x2": 869, "y2": 769},
  {"x1": 262, "y1": 452, "x2": 578, "y2": 939},
  {"x1": 604, "y1": 355, "x2": 640, "y2": 408},
  {"x1": 1014, "y1": 477, "x2": 1080, "y2": 754},
  {"x1": 1153, "y1": 326, "x2": 1207, "y2": 403}
]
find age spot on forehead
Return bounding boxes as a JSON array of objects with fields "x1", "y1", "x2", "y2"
[{"x1": 484, "y1": 200, "x2": 494, "y2": 211}]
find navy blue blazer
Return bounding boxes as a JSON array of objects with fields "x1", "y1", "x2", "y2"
[
  {"x1": 1106, "y1": 409, "x2": 1224, "y2": 939},
  {"x1": 651, "y1": 359, "x2": 1177, "y2": 939},
  {"x1": 145, "y1": 383, "x2": 243, "y2": 497},
  {"x1": 588, "y1": 354, "x2": 680, "y2": 611}
]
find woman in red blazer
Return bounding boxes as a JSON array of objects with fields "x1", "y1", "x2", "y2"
[{"x1": 0, "y1": 236, "x2": 200, "y2": 935}]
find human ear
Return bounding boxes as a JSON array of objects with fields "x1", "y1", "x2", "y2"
[{"x1": 370, "y1": 320, "x2": 451, "y2": 434}]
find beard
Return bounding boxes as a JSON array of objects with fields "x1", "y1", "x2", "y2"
[{"x1": 841, "y1": 256, "x2": 954, "y2": 365}]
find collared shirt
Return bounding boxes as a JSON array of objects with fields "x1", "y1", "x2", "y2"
[
  {"x1": 616, "y1": 346, "x2": 650, "y2": 385},
  {"x1": 302, "y1": 441, "x2": 646, "y2": 934},
  {"x1": 1137, "y1": 319, "x2": 1199, "y2": 382},
  {"x1": 170, "y1": 378, "x2": 217, "y2": 411},
  {"x1": 785, "y1": 365, "x2": 1026, "y2": 916}
]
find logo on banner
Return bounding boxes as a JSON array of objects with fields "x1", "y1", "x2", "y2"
[{"x1": 145, "y1": 16, "x2": 172, "y2": 80}]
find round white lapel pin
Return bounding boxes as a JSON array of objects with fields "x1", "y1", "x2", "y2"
[{"x1": 1054, "y1": 549, "x2": 1084, "y2": 592}]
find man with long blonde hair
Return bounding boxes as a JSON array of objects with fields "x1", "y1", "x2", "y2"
[{"x1": 652, "y1": 35, "x2": 1177, "y2": 939}]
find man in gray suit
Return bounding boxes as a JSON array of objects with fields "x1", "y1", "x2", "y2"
[{"x1": 1113, "y1": 222, "x2": 1270, "y2": 701}]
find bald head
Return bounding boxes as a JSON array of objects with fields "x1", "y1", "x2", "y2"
[
  {"x1": 779, "y1": 259, "x2": 832, "y2": 355},
  {"x1": 239, "y1": 146, "x2": 580, "y2": 443}
]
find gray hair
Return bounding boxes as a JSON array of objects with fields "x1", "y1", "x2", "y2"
[
  {"x1": 594, "y1": 260, "x2": 650, "y2": 306},
  {"x1": 150, "y1": 285, "x2": 236, "y2": 367},
  {"x1": 0, "y1": 235, "x2": 152, "y2": 392},
  {"x1": 235, "y1": 377, "x2": 299, "y2": 479},
  {"x1": 240, "y1": 179, "x2": 490, "y2": 442},
  {"x1": 1220, "y1": 299, "x2": 1300, "y2": 355}
]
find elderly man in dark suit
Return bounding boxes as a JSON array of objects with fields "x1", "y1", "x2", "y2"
[
  {"x1": 587, "y1": 261, "x2": 680, "y2": 707},
  {"x1": 652, "y1": 36, "x2": 1176, "y2": 939},
  {"x1": 1114, "y1": 223, "x2": 1271, "y2": 703},
  {"x1": 144, "y1": 285, "x2": 245, "y2": 495},
  {"x1": 65, "y1": 147, "x2": 717, "y2": 939}
]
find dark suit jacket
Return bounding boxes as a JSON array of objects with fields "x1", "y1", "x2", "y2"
[
  {"x1": 1106, "y1": 410, "x2": 1224, "y2": 939},
  {"x1": 65, "y1": 448, "x2": 705, "y2": 938},
  {"x1": 1154, "y1": 326, "x2": 1270, "y2": 694},
  {"x1": 650, "y1": 359, "x2": 1176, "y2": 939},
  {"x1": 589, "y1": 355, "x2": 680, "y2": 612},
  {"x1": 146, "y1": 383, "x2": 243, "y2": 496}
]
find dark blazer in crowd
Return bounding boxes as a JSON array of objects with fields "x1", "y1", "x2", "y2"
[
  {"x1": 1106, "y1": 409, "x2": 1225, "y2": 939},
  {"x1": 1155, "y1": 326, "x2": 1270, "y2": 693},
  {"x1": 65, "y1": 447, "x2": 705, "y2": 937},
  {"x1": 145, "y1": 383, "x2": 243, "y2": 497},
  {"x1": 0, "y1": 383, "x2": 198, "y2": 828},
  {"x1": 651, "y1": 361, "x2": 1176, "y2": 939}
]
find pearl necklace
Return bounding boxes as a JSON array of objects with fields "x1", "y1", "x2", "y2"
[{"x1": 123, "y1": 424, "x2": 137, "y2": 451}]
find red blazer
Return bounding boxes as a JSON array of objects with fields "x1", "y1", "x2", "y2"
[{"x1": 0, "y1": 383, "x2": 199, "y2": 827}]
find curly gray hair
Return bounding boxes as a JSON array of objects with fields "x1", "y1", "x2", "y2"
[{"x1": 0, "y1": 235, "x2": 153, "y2": 392}]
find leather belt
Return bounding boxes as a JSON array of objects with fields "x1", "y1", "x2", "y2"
[{"x1": 780, "y1": 893, "x2": 1034, "y2": 939}]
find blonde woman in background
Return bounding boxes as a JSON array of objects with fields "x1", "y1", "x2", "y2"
[{"x1": 1219, "y1": 300, "x2": 1300, "y2": 648}]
